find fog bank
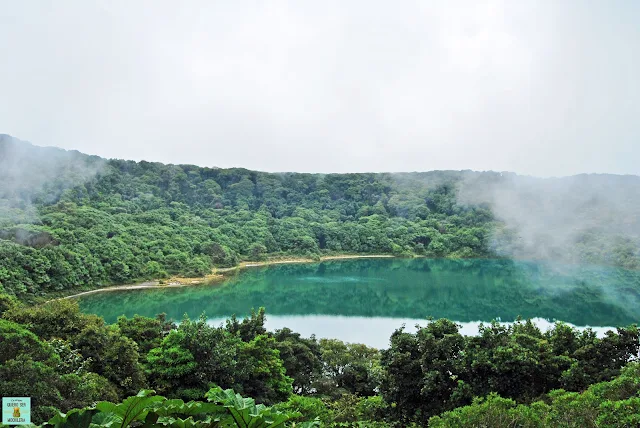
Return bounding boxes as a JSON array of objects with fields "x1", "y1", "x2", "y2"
[{"x1": 457, "y1": 172, "x2": 640, "y2": 264}]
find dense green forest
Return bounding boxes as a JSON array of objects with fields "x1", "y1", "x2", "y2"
[
  {"x1": 1, "y1": 135, "x2": 639, "y2": 300},
  {"x1": 2, "y1": 136, "x2": 640, "y2": 426},
  {"x1": 1, "y1": 296, "x2": 638, "y2": 426}
]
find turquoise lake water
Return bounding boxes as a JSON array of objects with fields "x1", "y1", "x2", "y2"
[{"x1": 78, "y1": 258, "x2": 640, "y2": 348}]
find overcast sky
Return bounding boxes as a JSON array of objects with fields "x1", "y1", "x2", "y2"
[{"x1": 1, "y1": 1, "x2": 639, "y2": 176}]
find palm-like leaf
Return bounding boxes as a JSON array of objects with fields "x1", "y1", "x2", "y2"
[
  {"x1": 42, "y1": 388, "x2": 301, "y2": 428},
  {"x1": 95, "y1": 389, "x2": 166, "y2": 427},
  {"x1": 152, "y1": 399, "x2": 225, "y2": 417},
  {"x1": 205, "y1": 387, "x2": 292, "y2": 428},
  {"x1": 43, "y1": 407, "x2": 97, "y2": 428}
]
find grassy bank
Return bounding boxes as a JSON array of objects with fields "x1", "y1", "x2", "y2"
[{"x1": 49, "y1": 253, "x2": 396, "y2": 301}]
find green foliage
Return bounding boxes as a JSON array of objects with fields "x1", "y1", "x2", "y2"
[
  {"x1": 428, "y1": 393, "x2": 540, "y2": 428},
  {"x1": 58, "y1": 372, "x2": 119, "y2": 412},
  {"x1": 41, "y1": 387, "x2": 304, "y2": 428},
  {"x1": 380, "y1": 319, "x2": 640, "y2": 425},
  {"x1": 1, "y1": 140, "x2": 639, "y2": 305},
  {"x1": 146, "y1": 331, "x2": 197, "y2": 392},
  {"x1": 0, "y1": 292, "x2": 19, "y2": 316},
  {"x1": 381, "y1": 319, "x2": 467, "y2": 424},
  {"x1": 1, "y1": 145, "x2": 506, "y2": 299},
  {"x1": 2, "y1": 302, "x2": 639, "y2": 426},
  {"x1": 3, "y1": 298, "x2": 99, "y2": 340},
  {"x1": 4, "y1": 299, "x2": 129, "y2": 380},
  {"x1": 273, "y1": 395, "x2": 333, "y2": 425},
  {"x1": 72, "y1": 322, "x2": 146, "y2": 396},
  {"x1": 205, "y1": 387, "x2": 295, "y2": 427},
  {"x1": 274, "y1": 328, "x2": 323, "y2": 395},
  {"x1": 234, "y1": 334, "x2": 294, "y2": 404},
  {"x1": 0, "y1": 319, "x2": 118, "y2": 424},
  {"x1": 0, "y1": 318, "x2": 59, "y2": 364},
  {"x1": 249, "y1": 243, "x2": 268, "y2": 261},
  {"x1": 315, "y1": 339, "x2": 382, "y2": 399},
  {"x1": 429, "y1": 362, "x2": 640, "y2": 427},
  {"x1": 141, "y1": 311, "x2": 293, "y2": 404},
  {"x1": 95, "y1": 389, "x2": 166, "y2": 426},
  {"x1": 116, "y1": 314, "x2": 168, "y2": 356},
  {"x1": 225, "y1": 307, "x2": 268, "y2": 342},
  {"x1": 43, "y1": 407, "x2": 98, "y2": 428}
]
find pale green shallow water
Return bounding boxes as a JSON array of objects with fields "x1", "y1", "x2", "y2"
[{"x1": 78, "y1": 258, "x2": 640, "y2": 348}]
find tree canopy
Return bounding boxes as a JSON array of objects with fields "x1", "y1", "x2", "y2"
[
  {"x1": 1, "y1": 296, "x2": 638, "y2": 426},
  {"x1": 2, "y1": 139, "x2": 638, "y2": 300}
]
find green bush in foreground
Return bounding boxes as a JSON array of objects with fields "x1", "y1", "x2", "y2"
[
  {"x1": 429, "y1": 362, "x2": 640, "y2": 427},
  {"x1": 41, "y1": 387, "x2": 319, "y2": 428},
  {"x1": 2, "y1": 297, "x2": 639, "y2": 426}
]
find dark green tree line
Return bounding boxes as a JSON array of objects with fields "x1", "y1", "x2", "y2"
[{"x1": 1, "y1": 295, "x2": 638, "y2": 426}]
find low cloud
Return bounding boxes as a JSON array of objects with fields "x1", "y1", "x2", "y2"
[
  {"x1": 0, "y1": 134, "x2": 105, "y2": 226},
  {"x1": 457, "y1": 172, "x2": 640, "y2": 264}
]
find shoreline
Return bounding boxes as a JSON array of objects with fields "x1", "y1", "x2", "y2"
[
  {"x1": 57, "y1": 254, "x2": 395, "y2": 301},
  {"x1": 232, "y1": 254, "x2": 394, "y2": 269}
]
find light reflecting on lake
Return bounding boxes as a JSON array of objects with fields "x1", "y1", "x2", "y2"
[
  {"x1": 207, "y1": 315, "x2": 617, "y2": 349},
  {"x1": 78, "y1": 258, "x2": 640, "y2": 348}
]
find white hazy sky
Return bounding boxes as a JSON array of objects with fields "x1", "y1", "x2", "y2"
[{"x1": 1, "y1": 1, "x2": 639, "y2": 176}]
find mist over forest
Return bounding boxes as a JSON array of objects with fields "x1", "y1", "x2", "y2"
[
  {"x1": 457, "y1": 171, "x2": 640, "y2": 263},
  {"x1": 1, "y1": 134, "x2": 638, "y2": 299},
  {"x1": 3, "y1": 1, "x2": 640, "y2": 425},
  {"x1": 2, "y1": 136, "x2": 640, "y2": 426}
]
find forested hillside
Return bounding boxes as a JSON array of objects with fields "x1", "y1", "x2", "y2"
[
  {"x1": 2, "y1": 136, "x2": 640, "y2": 426},
  {"x1": 1, "y1": 134, "x2": 638, "y2": 299}
]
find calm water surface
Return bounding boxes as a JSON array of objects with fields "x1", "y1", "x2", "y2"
[{"x1": 78, "y1": 258, "x2": 640, "y2": 348}]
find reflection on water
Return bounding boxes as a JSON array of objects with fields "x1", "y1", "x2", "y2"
[
  {"x1": 207, "y1": 315, "x2": 616, "y2": 349},
  {"x1": 298, "y1": 276, "x2": 386, "y2": 283},
  {"x1": 79, "y1": 258, "x2": 640, "y2": 346}
]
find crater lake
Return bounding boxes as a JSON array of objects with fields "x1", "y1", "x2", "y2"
[{"x1": 77, "y1": 258, "x2": 640, "y2": 348}]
